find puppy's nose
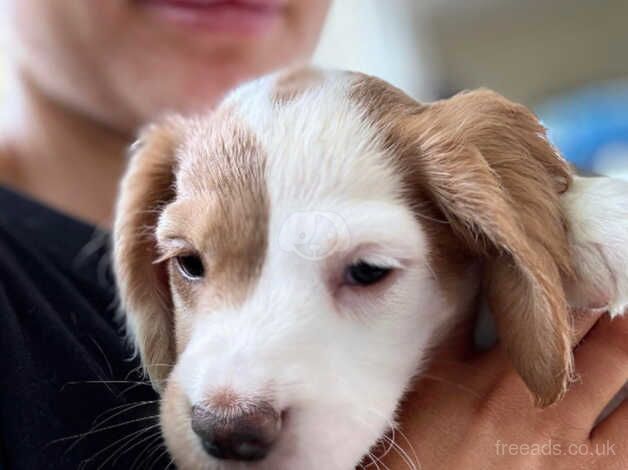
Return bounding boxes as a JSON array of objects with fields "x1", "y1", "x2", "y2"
[{"x1": 191, "y1": 401, "x2": 281, "y2": 461}]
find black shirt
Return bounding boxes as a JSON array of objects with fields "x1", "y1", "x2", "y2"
[{"x1": 0, "y1": 186, "x2": 169, "y2": 469}]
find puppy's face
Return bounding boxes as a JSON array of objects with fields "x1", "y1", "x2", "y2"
[{"x1": 114, "y1": 68, "x2": 576, "y2": 469}]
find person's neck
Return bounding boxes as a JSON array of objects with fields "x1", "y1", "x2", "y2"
[{"x1": 0, "y1": 71, "x2": 132, "y2": 228}]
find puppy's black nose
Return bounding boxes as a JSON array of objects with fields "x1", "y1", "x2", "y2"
[{"x1": 191, "y1": 402, "x2": 281, "y2": 461}]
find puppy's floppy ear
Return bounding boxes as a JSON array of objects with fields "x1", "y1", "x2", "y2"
[
  {"x1": 113, "y1": 117, "x2": 183, "y2": 391},
  {"x1": 407, "y1": 90, "x2": 575, "y2": 406}
]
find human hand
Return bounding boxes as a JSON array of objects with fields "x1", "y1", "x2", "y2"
[{"x1": 377, "y1": 313, "x2": 627, "y2": 470}]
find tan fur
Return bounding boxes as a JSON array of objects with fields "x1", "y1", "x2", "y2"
[
  {"x1": 272, "y1": 66, "x2": 324, "y2": 105},
  {"x1": 349, "y1": 75, "x2": 476, "y2": 312},
  {"x1": 158, "y1": 111, "x2": 269, "y2": 353},
  {"x1": 350, "y1": 74, "x2": 576, "y2": 406},
  {"x1": 114, "y1": 111, "x2": 269, "y2": 388},
  {"x1": 113, "y1": 117, "x2": 184, "y2": 390}
]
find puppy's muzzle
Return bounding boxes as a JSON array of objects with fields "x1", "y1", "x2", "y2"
[{"x1": 191, "y1": 401, "x2": 282, "y2": 461}]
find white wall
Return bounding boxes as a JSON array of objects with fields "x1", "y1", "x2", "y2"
[{"x1": 313, "y1": 0, "x2": 438, "y2": 100}]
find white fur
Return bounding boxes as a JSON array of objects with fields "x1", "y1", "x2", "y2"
[{"x1": 562, "y1": 176, "x2": 628, "y2": 317}]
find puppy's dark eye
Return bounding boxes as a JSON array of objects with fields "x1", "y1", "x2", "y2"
[
  {"x1": 175, "y1": 254, "x2": 205, "y2": 280},
  {"x1": 345, "y1": 261, "x2": 391, "y2": 286}
]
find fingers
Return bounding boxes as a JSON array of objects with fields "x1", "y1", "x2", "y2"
[
  {"x1": 558, "y1": 314, "x2": 628, "y2": 428},
  {"x1": 592, "y1": 394, "x2": 628, "y2": 444},
  {"x1": 590, "y1": 397, "x2": 628, "y2": 470},
  {"x1": 461, "y1": 310, "x2": 606, "y2": 408},
  {"x1": 423, "y1": 310, "x2": 608, "y2": 409},
  {"x1": 478, "y1": 309, "x2": 603, "y2": 377},
  {"x1": 571, "y1": 310, "x2": 605, "y2": 345}
]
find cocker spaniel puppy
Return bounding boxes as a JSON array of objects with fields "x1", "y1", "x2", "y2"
[{"x1": 113, "y1": 67, "x2": 628, "y2": 470}]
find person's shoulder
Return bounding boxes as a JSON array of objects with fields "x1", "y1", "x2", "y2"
[
  {"x1": 0, "y1": 186, "x2": 47, "y2": 263},
  {"x1": 0, "y1": 212, "x2": 51, "y2": 299},
  {"x1": 0, "y1": 184, "x2": 105, "y2": 254},
  {"x1": 0, "y1": 186, "x2": 118, "y2": 342},
  {"x1": 0, "y1": 210, "x2": 33, "y2": 272},
  {"x1": 0, "y1": 185, "x2": 113, "y2": 300}
]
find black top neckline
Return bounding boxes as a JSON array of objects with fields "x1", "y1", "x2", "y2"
[
  {"x1": 0, "y1": 184, "x2": 110, "y2": 266},
  {"x1": 0, "y1": 185, "x2": 167, "y2": 469}
]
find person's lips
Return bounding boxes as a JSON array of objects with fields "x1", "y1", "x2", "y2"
[{"x1": 137, "y1": 0, "x2": 286, "y2": 36}]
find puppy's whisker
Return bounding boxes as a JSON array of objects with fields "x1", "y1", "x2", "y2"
[
  {"x1": 87, "y1": 336, "x2": 115, "y2": 378},
  {"x1": 63, "y1": 379, "x2": 155, "y2": 387},
  {"x1": 164, "y1": 456, "x2": 176, "y2": 470},
  {"x1": 43, "y1": 400, "x2": 157, "y2": 452},
  {"x1": 148, "y1": 446, "x2": 172, "y2": 470},
  {"x1": 349, "y1": 409, "x2": 412, "y2": 470},
  {"x1": 330, "y1": 374, "x2": 418, "y2": 469},
  {"x1": 116, "y1": 382, "x2": 153, "y2": 398},
  {"x1": 94, "y1": 428, "x2": 160, "y2": 470},
  {"x1": 360, "y1": 406, "x2": 420, "y2": 470},
  {"x1": 129, "y1": 433, "x2": 164, "y2": 470},
  {"x1": 384, "y1": 426, "x2": 420, "y2": 470},
  {"x1": 124, "y1": 363, "x2": 175, "y2": 381},
  {"x1": 362, "y1": 448, "x2": 388, "y2": 470},
  {"x1": 78, "y1": 422, "x2": 160, "y2": 469},
  {"x1": 378, "y1": 431, "x2": 418, "y2": 470},
  {"x1": 374, "y1": 428, "x2": 419, "y2": 470},
  {"x1": 144, "y1": 444, "x2": 169, "y2": 470},
  {"x1": 49, "y1": 414, "x2": 160, "y2": 453},
  {"x1": 129, "y1": 362, "x2": 176, "y2": 369},
  {"x1": 103, "y1": 427, "x2": 163, "y2": 470},
  {"x1": 371, "y1": 429, "x2": 395, "y2": 463},
  {"x1": 87, "y1": 400, "x2": 159, "y2": 435},
  {"x1": 91, "y1": 400, "x2": 160, "y2": 432},
  {"x1": 362, "y1": 451, "x2": 383, "y2": 470}
]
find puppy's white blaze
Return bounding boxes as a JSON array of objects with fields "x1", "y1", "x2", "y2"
[
  {"x1": 169, "y1": 72, "x2": 455, "y2": 469},
  {"x1": 562, "y1": 176, "x2": 628, "y2": 316}
]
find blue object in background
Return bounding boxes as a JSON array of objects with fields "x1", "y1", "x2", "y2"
[{"x1": 536, "y1": 80, "x2": 628, "y2": 173}]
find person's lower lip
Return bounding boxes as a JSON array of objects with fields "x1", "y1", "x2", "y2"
[{"x1": 137, "y1": 0, "x2": 285, "y2": 35}]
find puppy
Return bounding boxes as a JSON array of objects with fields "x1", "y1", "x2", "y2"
[{"x1": 113, "y1": 67, "x2": 628, "y2": 469}]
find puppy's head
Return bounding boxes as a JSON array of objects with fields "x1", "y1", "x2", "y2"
[{"x1": 113, "y1": 67, "x2": 574, "y2": 469}]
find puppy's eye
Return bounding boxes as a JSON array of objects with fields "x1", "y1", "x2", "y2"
[
  {"x1": 344, "y1": 261, "x2": 391, "y2": 286},
  {"x1": 175, "y1": 254, "x2": 205, "y2": 280}
]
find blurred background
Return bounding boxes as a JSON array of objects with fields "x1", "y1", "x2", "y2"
[
  {"x1": 1, "y1": 0, "x2": 627, "y2": 177},
  {"x1": 315, "y1": 0, "x2": 628, "y2": 178}
]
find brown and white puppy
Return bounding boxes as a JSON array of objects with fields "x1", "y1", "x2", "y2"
[{"x1": 113, "y1": 67, "x2": 628, "y2": 470}]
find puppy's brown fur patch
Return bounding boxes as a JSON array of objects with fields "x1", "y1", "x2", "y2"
[
  {"x1": 349, "y1": 74, "x2": 475, "y2": 323},
  {"x1": 115, "y1": 111, "x2": 269, "y2": 383},
  {"x1": 113, "y1": 117, "x2": 184, "y2": 389},
  {"x1": 349, "y1": 73, "x2": 575, "y2": 406},
  {"x1": 158, "y1": 110, "x2": 269, "y2": 351}
]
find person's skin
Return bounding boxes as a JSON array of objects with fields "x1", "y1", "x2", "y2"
[
  {"x1": 379, "y1": 313, "x2": 627, "y2": 469},
  {"x1": 0, "y1": 0, "x2": 330, "y2": 226},
  {"x1": 0, "y1": 1, "x2": 625, "y2": 468}
]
